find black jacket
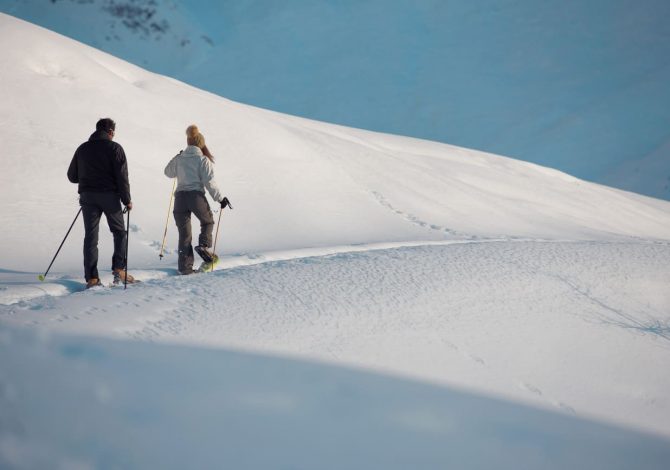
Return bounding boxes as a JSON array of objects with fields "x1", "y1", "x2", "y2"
[{"x1": 67, "y1": 130, "x2": 131, "y2": 205}]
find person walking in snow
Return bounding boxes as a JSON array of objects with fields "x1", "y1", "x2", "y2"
[
  {"x1": 67, "y1": 118, "x2": 135, "y2": 288},
  {"x1": 164, "y1": 125, "x2": 230, "y2": 275}
]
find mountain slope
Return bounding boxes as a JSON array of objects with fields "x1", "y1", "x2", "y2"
[
  {"x1": 1, "y1": 13, "x2": 670, "y2": 468},
  {"x1": 4, "y1": 322, "x2": 670, "y2": 470},
  {"x1": 1, "y1": 12, "x2": 669, "y2": 275},
  {"x1": 3, "y1": 1, "x2": 670, "y2": 200}
]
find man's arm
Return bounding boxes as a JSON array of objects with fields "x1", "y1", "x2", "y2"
[
  {"x1": 113, "y1": 144, "x2": 132, "y2": 206},
  {"x1": 67, "y1": 151, "x2": 79, "y2": 183}
]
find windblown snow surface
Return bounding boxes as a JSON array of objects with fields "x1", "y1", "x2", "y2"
[
  {"x1": 1, "y1": 13, "x2": 670, "y2": 470},
  {"x1": 3, "y1": 0, "x2": 670, "y2": 200}
]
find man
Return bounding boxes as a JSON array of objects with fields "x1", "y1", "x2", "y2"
[{"x1": 67, "y1": 118, "x2": 135, "y2": 288}]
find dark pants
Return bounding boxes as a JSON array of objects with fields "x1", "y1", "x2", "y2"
[
  {"x1": 80, "y1": 192, "x2": 126, "y2": 281},
  {"x1": 173, "y1": 191, "x2": 214, "y2": 273}
]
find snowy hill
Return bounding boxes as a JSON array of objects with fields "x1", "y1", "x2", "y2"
[
  {"x1": 0, "y1": 12, "x2": 668, "y2": 274},
  {"x1": 2, "y1": 0, "x2": 670, "y2": 200},
  {"x1": 1, "y1": 12, "x2": 670, "y2": 469}
]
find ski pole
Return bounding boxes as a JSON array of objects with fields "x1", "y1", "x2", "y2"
[
  {"x1": 124, "y1": 206, "x2": 130, "y2": 290},
  {"x1": 159, "y1": 179, "x2": 176, "y2": 259},
  {"x1": 38, "y1": 207, "x2": 82, "y2": 281},
  {"x1": 211, "y1": 197, "x2": 233, "y2": 272}
]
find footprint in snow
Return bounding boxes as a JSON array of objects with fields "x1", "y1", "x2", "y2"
[
  {"x1": 464, "y1": 352, "x2": 486, "y2": 366},
  {"x1": 556, "y1": 402, "x2": 576, "y2": 414},
  {"x1": 520, "y1": 382, "x2": 543, "y2": 396}
]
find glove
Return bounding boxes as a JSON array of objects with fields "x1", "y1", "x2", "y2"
[{"x1": 221, "y1": 197, "x2": 233, "y2": 209}]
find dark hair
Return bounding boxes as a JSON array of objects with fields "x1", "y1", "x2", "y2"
[{"x1": 96, "y1": 118, "x2": 116, "y2": 133}]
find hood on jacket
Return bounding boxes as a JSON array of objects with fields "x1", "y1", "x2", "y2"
[
  {"x1": 89, "y1": 129, "x2": 112, "y2": 142},
  {"x1": 181, "y1": 145, "x2": 204, "y2": 157}
]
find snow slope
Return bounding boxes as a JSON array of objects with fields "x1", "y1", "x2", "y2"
[
  {"x1": 3, "y1": 323, "x2": 670, "y2": 470},
  {"x1": 1, "y1": 13, "x2": 670, "y2": 468},
  {"x1": 3, "y1": 0, "x2": 670, "y2": 200},
  {"x1": 0, "y1": 13, "x2": 668, "y2": 274}
]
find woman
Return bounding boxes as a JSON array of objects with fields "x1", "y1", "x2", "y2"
[{"x1": 164, "y1": 125, "x2": 230, "y2": 274}]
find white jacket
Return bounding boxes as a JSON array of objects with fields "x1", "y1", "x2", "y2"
[{"x1": 164, "y1": 145, "x2": 223, "y2": 202}]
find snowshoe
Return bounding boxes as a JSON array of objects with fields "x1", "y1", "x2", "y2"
[{"x1": 198, "y1": 254, "x2": 220, "y2": 273}]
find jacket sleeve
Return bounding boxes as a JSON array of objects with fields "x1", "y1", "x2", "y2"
[
  {"x1": 201, "y1": 158, "x2": 223, "y2": 202},
  {"x1": 113, "y1": 144, "x2": 132, "y2": 205},
  {"x1": 164, "y1": 154, "x2": 179, "y2": 178},
  {"x1": 67, "y1": 151, "x2": 79, "y2": 183}
]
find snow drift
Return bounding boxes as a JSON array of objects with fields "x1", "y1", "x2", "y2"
[
  {"x1": 1, "y1": 12, "x2": 670, "y2": 469},
  {"x1": 0, "y1": 13, "x2": 668, "y2": 275},
  {"x1": 4, "y1": 0, "x2": 670, "y2": 200}
]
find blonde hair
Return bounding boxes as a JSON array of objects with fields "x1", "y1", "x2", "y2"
[{"x1": 186, "y1": 124, "x2": 214, "y2": 162}]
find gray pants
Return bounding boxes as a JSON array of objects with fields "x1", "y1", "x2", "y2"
[
  {"x1": 173, "y1": 191, "x2": 214, "y2": 273},
  {"x1": 80, "y1": 192, "x2": 126, "y2": 281}
]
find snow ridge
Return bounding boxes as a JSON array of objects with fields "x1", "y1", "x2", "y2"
[
  {"x1": 1, "y1": 12, "x2": 670, "y2": 469},
  {"x1": 4, "y1": 1, "x2": 670, "y2": 199}
]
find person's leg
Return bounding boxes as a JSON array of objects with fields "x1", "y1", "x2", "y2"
[
  {"x1": 192, "y1": 193, "x2": 214, "y2": 248},
  {"x1": 99, "y1": 193, "x2": 127, "y2": 272},
  {"x1": 80, "y1": 193, "x2": 102, "y2": 281},
  {"x1": 173, "y1": 192, "x2": 194, "y2": 273}
]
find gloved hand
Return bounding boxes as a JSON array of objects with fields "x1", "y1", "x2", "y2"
[{"x1": 221, "y1": 197, "x2": 233, "y2": 209}]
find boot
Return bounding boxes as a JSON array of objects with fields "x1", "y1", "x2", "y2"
[
  {"x1": 113, "y1": 268, "x2": 137, "y2": 285},
  {"x1": 86, "y1": 278, "x2": 103, "y2": 289},
  {"x1": 195, "y1": 245, "x2": 215, "y2": 263}
]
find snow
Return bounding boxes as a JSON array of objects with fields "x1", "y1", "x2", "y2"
[
  {"x1": 4, "y1": 327, "x2": 670, "y2": 470},
  {"x1": 1, "y1": 12, "x2": 670, "y2": 469},
  {"x1": 3, "y1": 1, "x2": 670, "y2": 200}
]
